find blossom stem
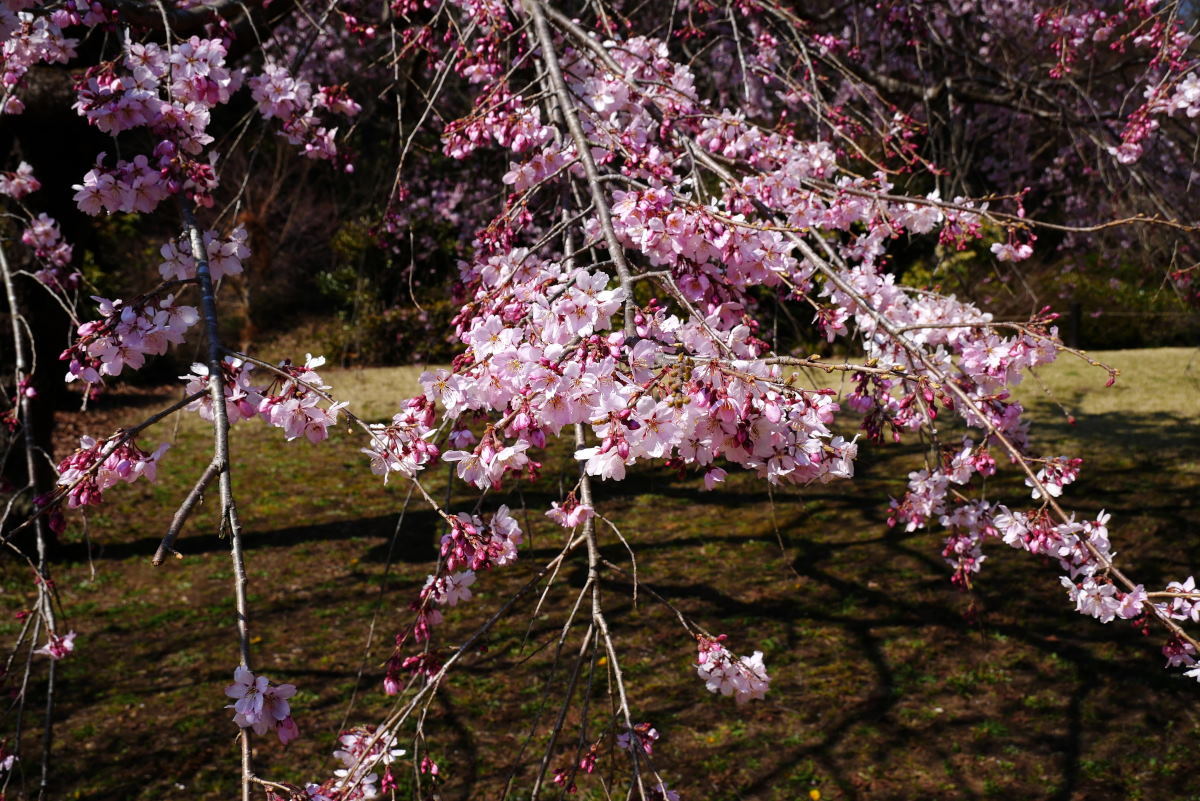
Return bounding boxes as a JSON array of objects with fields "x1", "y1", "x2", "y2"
[
  {"x1": 181, "y1": 201, "x2": 254, "y2": 801},
  {"x1": 526, "y1": 0, "x2": 635, "y2": 336},
  {"x1": 153, "y1": 460, "x2": 222, "y2": 565},
  {"x1": 573, "y1": 423, "x2": 647, "y2": 801},
  {"x1": 530, "y1": 623, "x2": 594, "y2": 801},
  {"x1": 5, "y1": 389, "x2": 205, "y2": 542},
  {"x1": 0, "y1": 240, "x2": 56, "y2": 799}
]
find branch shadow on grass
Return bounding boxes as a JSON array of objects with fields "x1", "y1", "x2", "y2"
[
  {"x1": 587, "y1": 519, "x2": 1195, "y2": 800},
  {"x1": 38, "y1": 402, "x2": 1200, "y2": 801},
  {"x1": 53, "y1": 509, "x2": 445, "y2": 565}
]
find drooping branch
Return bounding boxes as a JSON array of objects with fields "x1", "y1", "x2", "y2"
[
  {"x1": 180, "y1": 202, "x2": 255, "y2": 801},
  {"x1": 0, "y1": 240, "x2": 56, "y2": 801},
  {"x1": 526, "y1": 0, "x2": 636, "y2": 336},
  {"x1": 152, "y1": 460, "x2": 221, "y2": 565}
]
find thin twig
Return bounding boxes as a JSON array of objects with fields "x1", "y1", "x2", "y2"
[
  {"x1": 153, "y1": 460, "x2": 222, "y2": 565},
  {"x1": 0, "y1": 241, "x2": 56, "y2": 800}
]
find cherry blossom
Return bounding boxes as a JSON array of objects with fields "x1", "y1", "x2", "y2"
[
  {"x1": 158, "y1": 226, "x2": 249, "y2": 282},
  {"x1": 55, "y1": 435, "x2": 169, "y2": 508},
  {"x1": 6, "y1": 0, "x2": 1200, "y2": 794},
  {"x1": 19, "y1": 212, "x2": 72, "y2": 269},
  {"x1": 0, "y1": 160, "x2": 37, "y2": 197},
  {"x1": 991, "y1": 241, "x2": 1034, "y2": 262},
  {"x1": 247, "y1": 58, "x2": 356, "y2": 163},
  {"x1": 34, "y1": 631, "x2": 76, "y2": 660},
  {"x1": 695, "y1": 635, "x2": 770, "y2": 705},
  {"x1": 1026, "y1": 457, "x2": 1083, "y2": 500},
  {"x1": 546, "y1": 496, "x2": 595, "y2": 528},
  {"x1": 0, "y1": 740, "x2": 16, "y2": 774},
  {"x1": 1060, "y1": 577, "x2": 1144, "y2": 624},
  {"x1": 439, "y1": 505, "x2": 523, "y2": 572},
  {"x1": 423, "y1": 570, "x2": 476, "y2": 606},
  {"x1": 224, "y1": 666, "x2": 299, "y2": 745},
  {"x1": 182, "y1": 358, "x2": 262, "y2": 425},
  {"x1": 309, "y1": 726, "x2": 407, "y2": 801},
  {"x1": 255, "y1": 355, "x2": 348, "y2": 443},
  {"x1": 361, "y1": 397, "x2": 440, "y2": 481},
  {"x1": 61, "y1": 293, "x2": 199, "y2": 384},
  {"x1": 616, "y1": 723, "x2": 659, "y2": 755},
  {"x1": 1162, "y1": 576, "x2": 1200, "y2": 622}
]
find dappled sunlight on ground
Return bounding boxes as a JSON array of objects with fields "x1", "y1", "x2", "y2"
[{"x1": 9, "y1": 348, "x2": 1198, "y2": 800}]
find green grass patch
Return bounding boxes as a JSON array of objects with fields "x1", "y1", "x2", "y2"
[{"x1": 6, "y1": 348, "x2": 1198, "y2": 800}]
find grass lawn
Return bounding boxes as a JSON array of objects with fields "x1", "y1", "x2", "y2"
[{"x1": 4, "y1": 347, "x2": 1198, "y2": 801}]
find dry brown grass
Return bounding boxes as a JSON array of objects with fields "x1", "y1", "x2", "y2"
[
  {"x1": 1016, "y1": 346, "x2": 1200, "y2": 420},
  {"x1": 319, "y1": 365, "x2": 431, "y2": 421}
]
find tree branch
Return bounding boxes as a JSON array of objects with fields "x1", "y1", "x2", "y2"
[{"x1": 180, "y1": 201, "x2": 255, "y2": 801}]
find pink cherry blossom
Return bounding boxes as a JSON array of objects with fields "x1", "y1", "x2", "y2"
[
  {"x1": 0, "y1": 160, "x2": 38, "y2": 197},
  {"x1": 696, "y1": 635, "x2": 770, "y2": 705},
  {"x1": 158, "y1": 226, "x2": 249, "y2": 282},
  {"x1": 34, "y1": 630, "x2": 76, "y2": 660},
  {"x1": 224, "y1": 666, "x2": 299, "y2": 745},
  {"x1": 55, "y1": 435, "x2": 170, "y2": 508}
]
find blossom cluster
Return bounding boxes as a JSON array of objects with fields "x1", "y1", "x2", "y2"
[
  {"x1": 158, "y1": 225, "x2": 249, "y2": 282},
  {"x1": 609, "y1": 186, "x2": 809, "y2": 295},
  {"x1": 183, "y1": 355, "x2": 348, "y2": 443},
  {"x1": 441, "y1": 86, "x2": 554, "y2": 161},
  {"x1": 1165, "y1": 72, "x2": 1200, "y2": 118},
  {"x1": 68, "y1": 34, "x2": 239, "y2": 209},
  {"x1": 0, "y1": 160, "x2": 37, "y2": 197},
  {"x1": 1161, "y1": 577, "x2": 1200, "y2": 624},
  {"x1": 302, "y1": 727, "x2": 406, "y2": 800},
  {"x1": 439, "y1": 504, "x2": 522, "y2": 572},
  {"x1": 361, "y1": 396, "x2": 441, "y2": 482},
  {"x1": 0, "y1": 5, "x2": 77, "y2": 114},
  {"x1": 616, "y1": 722, "x2": 659, "y2": 755},
  {"x1": 19, "y1": 212, "x2": 72, "y2": 271},
  {"x1": 425, "y1": 26, "x2": 1063, "y2": 525},
  {"x1": 55, "y1": 434, "x2": 169, "y2": 508},
  {"x1": 51, "y1": 18, "x2": 359, "y2": 216},
  {"x1": 0, "y1": 161, "x2": 81, "y2": 288},
  {"x1": 695, "y1": 635, "x2": 770, "y2": 705},
  {"x1": 225, "y1": 667, "x2": 299, "y2": 745},
  {"x1": 254, "y1": 355, "x2": 348, "y2": 442},
  {"x1": 1060, "y1": 576, "x2": 1146, "y2": 624},
  {"x1": 248, "y1": 60, "x2": 361, "y2": 162},
  {"x1": 34, "y1": 630, "x2": 77, "y2": 660},
  {"x1": 32, "y1": 352, "x2": 341, "y2": 528},
  {"x1": 555, "y1": 721, "x2": 678, "y2": 796},
  {"x1": 422, "y1": 569, "x2": 475, "y2": 607},
  {"x1": 181, "y1": 357, "x2": 264, "y2": 424},
  {"x1": 72, "y1": 151, "x2": 179, "y2": 215},
  {"x1": 61, "y1": 293, "x2": 199, "y2": 384},
  {"x1": 383, "y1": 505, "x2": 523, "y2": 693},
  {"x1": 894, "y1": 456, "x2": 1174, "y2": 633},
  {"x1": 890, "y1": 436, "x2": 1102, "y2": 584},
  {"x1": 73, "y1": 36, "x2": 238, "y2": 149},
  {"x1": 407, "y1": 250, "x2": 859, "y2": 491},
  {"x1": 545, "y1": 494, "x2": 595, "y2": 528}
]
